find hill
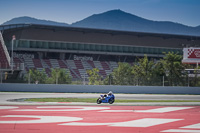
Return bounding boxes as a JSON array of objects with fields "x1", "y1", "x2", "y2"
[
  {"x1": 71, "y1": 9, "x2": 200, "y2": 36},
  {"x1": 2, "y1": 10, "x2": 200, "y2": 36},
  {"x1": 2, "y1": 16, "x2": 69, "y2": 27}
]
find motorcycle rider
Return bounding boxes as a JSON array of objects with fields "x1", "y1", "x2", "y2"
[
  {"x1": 97, "y1": 91, "x2": 115, "y2": 104},
  {"x1": 102, "y1": 91, "x2": 113, "y2": 99}
]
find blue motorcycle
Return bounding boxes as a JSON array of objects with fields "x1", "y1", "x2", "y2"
[{"x1": 97, "y1": 92, "x2": 115, "y2": 104}]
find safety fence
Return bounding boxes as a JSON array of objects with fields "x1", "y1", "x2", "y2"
[{"x1": 0, "y1": 83, "x2": 200, "y2": 94}]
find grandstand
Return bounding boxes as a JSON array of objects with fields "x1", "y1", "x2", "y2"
[
  {"x1": 0, "y1": 24, "x2": 200, "y2": 82},
  {"x1": 0, "y1": 32, "x2": 10, "y2": 69}
]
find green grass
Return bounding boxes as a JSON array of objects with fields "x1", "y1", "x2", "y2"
[
  {"x1": 24, "y1": 98, "x2": 200, "y2": 103},
  {"x1": 25, "y1": 98, "x2": 96, "y2": 102}
]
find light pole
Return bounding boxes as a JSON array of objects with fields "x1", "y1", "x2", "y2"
[
  {"x1": 0, "y1": 71, "x2": 2, "y2": 84},
  {"x1": 109, "y1": 74, "x2": 111, "y2": 85},
  {"x1": 56, "y1": 72, "x2": 58, "y2": 84},
  {"x1": 83, "y1": 73, "x2": 86, "y2": 85},
  {"x1": 11, "y1": 35, "x2": 16, "y2": 72},
  {"x1": 28, "y1": 72, "x2": 30, "y2": 84},
  {"x1": 164, "y1": 71, "x2": 169, "y2": 86},
  {"x1": 163, "y1": 75, "x2": 164, "y2": 87},
  {"x1": 188, "y1": 71, "x2": 190, "y2": 87}
]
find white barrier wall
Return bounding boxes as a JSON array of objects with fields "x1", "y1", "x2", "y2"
[{"x1": 0, "y1": 84, "x2": 200, "y2": 94}]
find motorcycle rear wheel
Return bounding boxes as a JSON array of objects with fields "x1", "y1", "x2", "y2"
[{"x1": 109, "y1": 98, "x2": 114, "y2": 104}]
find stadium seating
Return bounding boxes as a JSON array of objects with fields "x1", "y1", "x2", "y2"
[
  {"x1": 43, "y1": 59, "x2": 52, "y2": 68},
  {"x1": 101, "y1": 61, "x2": 110, "y2": 70},
  {"x1": 58, "y1": 60, "x2": 68, "y2": 68},
  {"x1": 78, "y1": 69, "x2": 88, "y2": 78},
  {"x1": 18, "y1": 56, "x2": 120, "y2": 80},
  {"x1": 24, "y1": 58, "x2": 35, "y2": 68},
  {"x1": 82, "y1": 61, "x2": 92, "y2": 70},
  {"x1": 0, "y1": 45, "x2": 9, "y2": 68},
  {"x1": 0, "y1": 32, "x2": 10, "y2": 69},
  {"x1": 93, "y1": 61, "x2": 103, "y2": 70},
  {"x1": 99, "y1": 69, "x2": 107, "y2": 78},
  {"x1": 70, "y1": 69, "x2": 78, "y2": 78},
  {"x1": 13, "y1": 57, "x2": 22, "y2": 70},
  {"x1": 33, "y1": 59, "x2": 43, "y2": 68},
  {"x1": 74, "y1": 60, "x2": 84, "y2": 69},
  {"x1": 50, "y1": 59, "x2": 60, "y2": 68},
  {"x1": 87, "y1": 60, "x2": 95, "y2": 68},
  {"x1": 66, "y1": 60, "x2": 76, "y2": 69},
  {"x1": 109, "y1": 61, "x2": 118, "y2": 70}
]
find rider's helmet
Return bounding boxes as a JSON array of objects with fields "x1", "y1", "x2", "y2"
[{"x1": 108, "y1": 91, "x2": 113, "y2": 95}]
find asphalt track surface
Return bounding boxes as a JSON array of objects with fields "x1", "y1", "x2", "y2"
[
  {"x1": 0, "y1": 92, "x2": 200, "y2": 133},
  {"x1": 0, "y1": 105, "x2": 200, "y2": 133},
  {"x1": 0, "y1": 92, "x2": 200, "y2": 105}
]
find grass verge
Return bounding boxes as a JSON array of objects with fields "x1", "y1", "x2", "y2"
[{"x1": 24, "y1": 98, "x2": 200, "y2": 103}]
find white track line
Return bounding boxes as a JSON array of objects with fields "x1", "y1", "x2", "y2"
[
  {"x1": 161, "y1": 129, "x2": 200, "y2": 132},
  {"x1": 0, "y1": 106, "x2": 18, "y2": 109},
  {"x1": 60, "y1": 118, "x2": 182, "y2": 127},
  {"x1": 181, "y1": 123, "x2": 200, "y2": 129},
  {"x1": 135, "y1": 107, "x2": 194, "y2": 113},
  {"x1": 0, "y1": 115, "x2": 82, "y2": 124},
  {"x1": 100, "y1": 107, "x2": 194, "y2": 113},
  {"x1": 14, "y1": 106, "x2": 110, "y2": 111}
]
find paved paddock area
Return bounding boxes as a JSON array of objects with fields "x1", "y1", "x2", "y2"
[{"x1": 0, "y1": 105, "x2": 200, "y2": 133}]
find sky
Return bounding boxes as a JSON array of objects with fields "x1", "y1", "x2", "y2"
[{"x1": 0, "y1": 0, "x2": 200, "y2": 27}]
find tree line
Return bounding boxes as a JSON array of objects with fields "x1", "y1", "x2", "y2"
[
  {"x1": 25, "y1": 52, "x2": 200, "y2": 86},
  {"x1": 24, "y1": 68, "x2": 71, "y2": 84},
  {"x1": 88, "y1": 52, "x2": 200, "y2": 87}
]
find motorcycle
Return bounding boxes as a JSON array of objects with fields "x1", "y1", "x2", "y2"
[{"x1": 97, "y1": 93, "x2": 115, "y2": 104}]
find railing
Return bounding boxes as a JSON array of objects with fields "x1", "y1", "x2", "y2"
[{"x1": 0, "y1": 31, "x2": 10, "y2": 66}]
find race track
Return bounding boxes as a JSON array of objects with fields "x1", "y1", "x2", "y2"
[
  {"x1": 1, "y1": 92, "x2": 200, "y2": 102},
  {"x1": 0, "y1": 92, "x2": 200, "y2": 105},
  {"x1": 0, "y1": 92, "x2": 200, "y2": 132},
  {"x1": 0, "y1": 105, "x2": 200, "y2": 133}
]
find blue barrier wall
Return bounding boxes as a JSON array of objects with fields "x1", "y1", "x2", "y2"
[{"x1": 0, "y1": 83, "x2": 200, "y2": 94}]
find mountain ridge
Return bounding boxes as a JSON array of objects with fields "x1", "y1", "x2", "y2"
[
  {"x1": 71, "y1": 10, "x2": 199, "y2": 36},
  {"x1": 1, "y1": 9, "x2": 200, "y2": 36},
  {"x1": 2, "y1": 16, "x2": 69, "y2": 27}
]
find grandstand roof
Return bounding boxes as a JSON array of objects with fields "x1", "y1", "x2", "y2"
[{"x1": 0, "y1": 23, "x2": 200, "y2": 48}]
